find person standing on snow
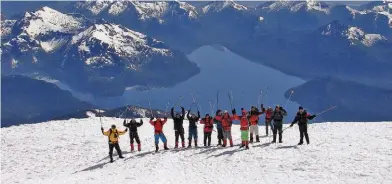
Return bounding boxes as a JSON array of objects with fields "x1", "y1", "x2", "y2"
[
  {"x1": 200, "y1": 113, "x2": 214, "y2": 147},
  {"x1": 187, "y1": 110, "x2": 200, "y2": 148},
  {"x1": 262, "y1": 106, "x2": 274, "y2": 136},
  {"x1": 248, "y1": 105, "x2": 265, "y2": 143},
  {"x1": 233, "y1": 108, "x2": 250, "y2": 149},
  {"x1": 101, "y1": 124, "x2": 127, "y2": 162},
  {"x1": 271, "y1": 105, "x2": 287, "y2": 143},
  {"x1": 171, "y1": 106, "x2": 186, "y2": 148},
  {"x1": 215, "y1": 110, "x2": 235, "y2": 147},
  {"x1": 123, "y1": 119, "x2": 143, "y2": 152},
  {"x1": 150, "y1": 116, "x2": 169, "y2": 152},
  {"x1": 290, "y1": 106, "x2": 316, "y2": 145},
  {"x1": 214, "y1": 110, "x2": 224, "y2": 146}
]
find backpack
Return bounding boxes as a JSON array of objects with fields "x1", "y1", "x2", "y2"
[
  {"x1": 108, "y1": 129, "x2": 118, "y2": 143},
  {"x1": 272, "y1": 111, "x2": 283, "y2": 121}
]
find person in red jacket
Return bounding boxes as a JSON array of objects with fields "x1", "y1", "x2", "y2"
[
  {"x1": 263, "y1": 106, "x2": 274, "y2": 136},
  {"x1": 248, "y1": 105, "x2": 265, "y2": 143},
  {"x1": 215, "y1": 110, "x2": 235, "y2": 147},
  {"x1": 200, "y1": 114, "x2": 214, "y2": 147},
  {"x1": 149, "y1": 117, "x2": 169, "y2": 152},
  {"x1": 233, "y1": 108, "x2": 250, "y2": 149}
]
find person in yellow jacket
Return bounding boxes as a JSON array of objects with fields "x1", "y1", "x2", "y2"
[{"x1": 101, "y1": 124, "x2": 127, "y2": 163}]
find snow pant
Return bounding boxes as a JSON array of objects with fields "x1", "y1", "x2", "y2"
[
  {"x1": 299, "y1": 124, "x2": 310, "y2": 144},
  {"x1": 129, "y1": 132, "x2": 141, "y2": 144},
  {"x1": 175, "y1": 128, "x2": 185, "y2": 144},
  {"x1": 272, "y1": 122, "x2": 283, "y2": 142},
  {"x1": 249, "y1": 125, "x2": 260, "y2": 142},
  {"x1": 241, "y1": 130, "x2": 249, "y2": 141},
  {"x1": 223, "y1": 129, "x2": 233, "y2": 147},
  {"x1": 265, "y1": 119, "x2": 272, "y2": 135},
  {"x1": 109, "y1": 142, "x2": 123, "y2": 161},
  {"x1": 204, "y1": 132, "x2": 212, "y2": 146},
  {"x1": 217, "y1": 128, "x2": 224, "y2": 145},
  {"x1": 154, "y1": 133, "x2": 167, "y2": 144},
  {"x1": 188, "y1": 128, "x2": 198, "y2": 146}
]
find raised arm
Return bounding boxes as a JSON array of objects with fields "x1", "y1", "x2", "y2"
[
  {"x1": 137, "y1": 119, "x2": 144, "y2": 127},
  {"x1": 307, "y1": 112, "x2": 316, "y2": 120},
  {"x1": 290, "y1": 115, "x2": 299, "y2": 126},
  {"x1": 187, "y1": 110, "x2": 191, "y2": 120},
  {"x1": 162, "y1": 117, "x2": 168, "y2": 125},
  {"x1": 171, "y1": 107, "x2": 175, "y2": 118},
  {"x1": 149, "y1": 117, "x2": 155, "y2": 126},
  {"x1": 181, "y1": 107, "x2": 185, "y2": 119},
  {"x1": 118, "y1": 129, "x2": 128, "y2": 135},
  {"x1": 197, "y1": 111, "x2": 200, "y2": 120}
]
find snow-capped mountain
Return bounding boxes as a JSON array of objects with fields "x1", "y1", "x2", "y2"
[
  {"x1": 201, "y1": 0, "x2": 248, "y2": 14},
  {"x1": 2, "y1": 118, "x2": 391, "y2": 183},
  {"x1": 260, "y1": 0, "x2": 330, "y2": 14},
  {"x1": 2, "y1": 6, "x2": 199, "y2": 97}
]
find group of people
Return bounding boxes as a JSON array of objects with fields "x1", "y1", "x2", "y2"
[{"x1": 101, "y1": 104, "x2": 316, "y2": 162}]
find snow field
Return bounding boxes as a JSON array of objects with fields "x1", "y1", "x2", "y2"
[{"x1": 1, "y1": 118, "x2": 392, "y2": 184}]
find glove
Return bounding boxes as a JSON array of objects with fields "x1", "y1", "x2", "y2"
[
  {"x1": 279, "y1": 106, "x2": 283, "y2": 110},
  {"x1": 101, "y1": 127, "x2": 104, "y2": 131},
  {"x1": 290, "y1": 124, "x2": 293, "y2": 127},
  {"x1": 125, "y1": 128, "x2": 128, "y2": 132},
  {"x1": 150, "y1": 117, "x2": 154, "y2": 121},
  {"x1": 171, "y1": 107, "x2": 174, "y2": 111},
  {"x1": 181, "y1": 106, "x2": 184, "y2": 109}
]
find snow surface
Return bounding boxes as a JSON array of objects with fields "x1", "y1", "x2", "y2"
[
  {"x1": 39, "y1": 38, "x2": 68, "y2": 53},
  {"x1": 23, "y1": 7, "x2": 85, "y2": 38},
  {"x1": 1, "y1": 118, "x2": 391, "y2": 184},
  {"x1": 76, "y1": 0, "x2": 112, "y2": 15}
]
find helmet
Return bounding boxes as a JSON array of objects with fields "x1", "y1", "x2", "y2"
[
  {"x1": 175, "y1": 113, "x2": 181, "y2": 118},
  {"x1": 111, "y1": 124, "x2": 116, "y2": 129}
]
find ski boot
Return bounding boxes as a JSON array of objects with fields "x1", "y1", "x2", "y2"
[
  {"x1": 249, "y1": 134, "x2": 254, "y2": 143},
  {"x1": 155, "y1": 144, "x2": 159, "y2": 153},
  {"x1": 194, "y1": 140, "x2": 198, "y2": 147},
  {"x1": 130, "y1": 144, "x2": 134, "y2": 152},
  {"x1": 164, "y1": 142, "x2": 169, "y2": 150},
  {"x1": 138, "y1": 144, "x2": 141, "y2": 151},
  {"x1": 256, "y1": 135, "x2": 260, "y2": 142},
  {"x1": 229, "y1": 139, "x2": 234, "y2": 147},
  {"x1": 298, "y1": 142, "x2": 303, "y2": 145},
  {"x1": 271, "y1": 134, "x2": 277, "y2": 143},
  {"x1": 175, "y1": 142, "x2": 179, "y2": 149},
  {"x1": 187, "y1": 141, "x2": 192, "y2": 148},
  {"x1": 245, "y1": 141, "x2": 249, "y2": 149}
]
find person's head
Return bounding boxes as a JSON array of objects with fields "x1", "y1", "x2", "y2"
[
  {"x1": 217, "y1": 109, "x2": 222, "y2": 116},
  {"x1": 175, "y1": 113, "x2": 181, "y2": 118},
  {"x1": 205, "y1": 114, "x2": 210, "y2": 119},
  {"x1": 130, "y1": 119, "x2": 136, "y2": 123},
  {"x1": 241, "y1": 109, "x2": 247, "y2": 116},
  {"x1": 275, "y1": 105, "x2": 280, "y2": 111},
  {"x1": 299, "y1": 106, "x2": 304, "y2": 113},
  {"x1": 223, "y1": 110, "x2": 229, "y2": 117},
  {"x1": 251, "y1": 106, "x2": 256, "y2": 110},
  {"x1": 268, "y1": 106, "x2": 272, "y2": 111},
  {"x1": 111, "y1": 124, "x2": 116, "y2": 129}
]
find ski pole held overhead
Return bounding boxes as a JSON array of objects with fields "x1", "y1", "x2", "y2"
[
  {"x1": 149, "y1": 101, "x2": 154, "y2": 117},
  {"x1": 173, "y1": 96, "x2": 183, "y2": 108},
  {"x1": 228, "y1": 91, "x2": 233, "y2": 110},
  {"x1": 284, "y1": 90, "x2": 294, "y2": 109},
  {"x1": 164, "y1": 100, "x2": 171, "y2": 116},
  {"x1": 257, "y1": 89, "x2": 263, "y2": 107},
  {"x1": 316, "y1": 105, "x2": 337, "y2": 116},
  {"x1": 216, "y1": 91, "x2": 220, "y2": 110}
]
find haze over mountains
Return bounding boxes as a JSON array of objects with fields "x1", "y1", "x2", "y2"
[{"x1": 1, "y1": 1, "x2": 391, "y2": 125}]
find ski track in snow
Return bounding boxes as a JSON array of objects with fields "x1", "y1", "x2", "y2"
[{"x1": 1, "y1": 119, "x2": 392, "y2": 184}]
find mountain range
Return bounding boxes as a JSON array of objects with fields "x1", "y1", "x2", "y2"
[{"x1": 1, "y1": 0, "x2": 391, "y2": 125}]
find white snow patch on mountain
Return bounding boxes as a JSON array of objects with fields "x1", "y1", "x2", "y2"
[
  {"x1": 23, "y1": 7, "x2": 85, "y2": 38},
  {"x1": 202, "y1": 0, "x2": 247, "y2": 13},
  {"x1": 263, "y1": 0, "x2": 330, "y2": 13},
  {"x1": 39, "y1": 38, "x2": 67, "y2": 53},
  {"x1": 76, "y1": 0, "x2": 112, "y2": 15},
  {"x1": 72, "y1": 23, "x2": 171, "y2": 66},
  {"x1": 346, "y1": 27, "x2": 387, "y2": 46},
  {"x1": 1, "y1": 20, "x2": 16, "y2": 37},
  {"x1": 1, "y1": 119, "x2": 392, "y2": 184},
  {"x1": 108, "y1": 1, "x2": 128, "y2": 15}
]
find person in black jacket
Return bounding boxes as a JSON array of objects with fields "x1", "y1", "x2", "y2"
[
  {"x1": 171, "y1": 106, "x2": 186, "y2": 148},
  {"x1": 271, "y1": 105, "x2": 287, "y2": 143},
  {"x1": 187, "y1": 110, "x2": 200, "y2": 148},
  {"x1": 123, "y1": 119, "x2": 143, "y2": 151},
  {"x1": 290, "y1": 106, "x2": 316, "y2": 145}
]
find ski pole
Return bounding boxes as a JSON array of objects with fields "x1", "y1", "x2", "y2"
[
  {"x1": 164, "y1": 100, "x2": 171, "y2": 117},
  {"x1": 209, "y1": 100, "x2": 214, "y2": 116},
  {"x1": 284, "y1": 90, "x2": 294, "y2": 109},
  {"x1": 282, "y1": 126, "x2": 291, "y2": 133},
  {"x1": 316, "y1": 105, "x2": 337, "y2": 116},
  {"x1": 264, "y1": 87, "x2": 269, "y2": 106},
  {"x1": 257, "y1": 89, "x2": 263, "y2": 107},
  {"x1": 149, "y1": 101, "x2": 154, "y2": 117},
  {"x1": 173, "y1": 96, "x2": 183, "y2": 108},
  {"x1": 216, "y1": 91, "x2": 220, "y2": 110}
]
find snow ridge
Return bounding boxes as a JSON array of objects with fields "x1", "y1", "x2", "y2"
[
  {"x1": 262, "y1": 0, "x2": 330, "y2": 13},
  {"x1": 202, "y1": 0, "x2": 248, "y2": 13},
  {"x1": 22, "y1": 6, "x2": 86, "y2": 38},
  {"x1": 346, "y1": 26, "x2": 387, "y2": 46}
]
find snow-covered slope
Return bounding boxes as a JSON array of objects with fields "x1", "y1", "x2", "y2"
[
  {"x1": 260, "y1": 0, "x2": 330, "y2": 13},
  {"x1": 70, "y1": 23, "x2": 171, "y2": 68},
  {"x1": 202, "y1": 0, "x2": 248, "y2": 13},
  {"x1": 1, "y1": 118, "x2": 391, "y2": 184}
]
